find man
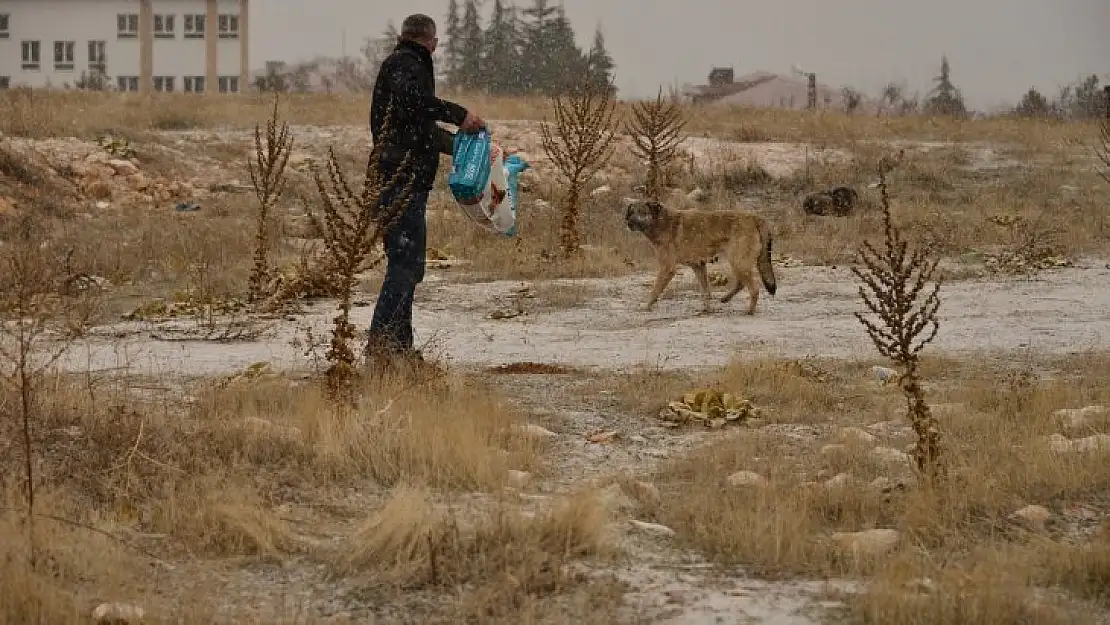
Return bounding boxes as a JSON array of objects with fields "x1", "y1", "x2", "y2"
[{"x1": 366, "y1": 13, "x2": 484, "y2": 367}]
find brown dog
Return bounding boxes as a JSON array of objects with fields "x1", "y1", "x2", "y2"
[{"x1": 624, "y1": 199, "x2": 777, "y2": 314}]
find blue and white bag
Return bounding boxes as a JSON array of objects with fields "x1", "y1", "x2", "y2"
[{"x1": 448, "y1": 130, "x2": 530, "y2": 237}]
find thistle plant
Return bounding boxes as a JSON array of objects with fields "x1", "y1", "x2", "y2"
[
  {"x1": 539, "y1": 71, "x2": 619, "y2": 255},
  {"x1": 246, "y1": 95, "x2": 293, "y2": 305},
  {"x1": 851, "y1": 168, "x2": 944, "y2": 481},
  {"x1": 625, "y1": 86, "x2": 688, "y2": 200}
]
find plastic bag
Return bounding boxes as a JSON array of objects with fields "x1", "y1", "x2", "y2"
[{"x1": 448, "y1": 130, "x2": 530, "y2": 237}]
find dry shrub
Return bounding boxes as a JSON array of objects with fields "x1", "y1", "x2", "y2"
[
  {"x1": 624, "y1": 87, "x2": 689, "y2": 199},
  {"x1": 846, "y1": 549, "x2": 1094, "y2": 625},
  {"x1": 246, "y1": 95, "x2": 294, "y2": 305},
  {"x1": 539, "y1": 77, "x2": 619, "y2": 255},
  {"x1": 651, "y1": 352, "x2": 1110, "y2": 620},
  {"x1": 339, "y1": 484, "x2": 614, "y2": 619},
  {"x1": 852, "y1": 169, "x2": 943, "y2": 479}
]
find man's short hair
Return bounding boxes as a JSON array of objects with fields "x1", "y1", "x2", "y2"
[{"x1": 401, "y1": 14, "x2": 437, "y2": 40}]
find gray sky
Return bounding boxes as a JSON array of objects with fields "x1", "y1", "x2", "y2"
[{"x1": 253, "y1": 0, "x2": 1108, "y2": 111}]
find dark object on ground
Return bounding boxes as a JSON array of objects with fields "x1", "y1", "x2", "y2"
[{"x1": 802, "y1": 185, "x2": 859, "y2": 217}]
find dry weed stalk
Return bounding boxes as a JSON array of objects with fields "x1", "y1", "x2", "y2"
[
  {"x1": 246, "y1": 96, "x2": 294, "y2": 304},
  {"x1": 0, "y1": 215, "x2": 100, "y2": 568},
  {"x1": 309, "y1": 105, "x2": 413, "y2": 400},
  {"x1": 1096, "y1": 112, "x2": 1110, "y2": 185},
  {"x1": 625, "y1": 87, "x2": 689, "y2": 200},
  {"x1": 851, "y1": 169, "x2": 944, "y2": 480},
  {"x1": 539, "y1": 75, "x2": 619, "y2": 254}
]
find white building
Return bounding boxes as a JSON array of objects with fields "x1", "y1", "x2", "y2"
[{"x1": 0, "y1": 0, "x2": 250, "y2": 94}]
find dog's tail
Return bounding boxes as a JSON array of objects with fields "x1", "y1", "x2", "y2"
[{"x1": 756, "y1": 217, "x2": 777, "y2": 296}]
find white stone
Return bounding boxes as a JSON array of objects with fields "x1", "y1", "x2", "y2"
[
  {"x1": 727, "y1": 470, "x2": 768, "y2": 488},
  {"x1": 1010, "y1": 504, "x2": 1051, "y2": 530},
  {"x1": 92, "y1": 602, "x2": 145, "y2": 624},
  {"x1": 628, "y1": 519, "x2": 676, "y2": 537},
  {"x1": 869, "y1": 446, "x2": 911, "y2": 464},
  {"x1": 838, "y1": 426, "x2": 876, "y2": 445},
  {"x1": 830, "y1": 529, "x2": 901, "y2": 559}
]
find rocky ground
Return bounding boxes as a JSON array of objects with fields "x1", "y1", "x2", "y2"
[{"x1": 5, "y1": 119, "x2": 1110, "y2": 624}]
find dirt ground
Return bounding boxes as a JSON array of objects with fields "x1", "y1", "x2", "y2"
[
  {"x1": 39, "y1": 257, "x2": 1110, "y2": 624},
  {"x1": 61, "y1": 260, "x2": 1110, "y2": 377}
]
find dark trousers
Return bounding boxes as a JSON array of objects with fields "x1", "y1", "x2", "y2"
[{"x1": 367, "y1": 174, "x2": 430, "y2": 356}]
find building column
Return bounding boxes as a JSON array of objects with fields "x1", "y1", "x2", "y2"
[
  {"x1": 139, "y1": 0, "x2": 153, "y2": 95},
  {"x1": 205, "y1": 0, "x2": 218, "y2": 93},
  {"x1": 238, "y1": 0, "x2": 249, "y2": 93}
]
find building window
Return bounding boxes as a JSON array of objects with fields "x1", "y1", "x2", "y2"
[
  {"x1": 53, "y1": 41, "x2": 75, "y2": 70},
  {"x1": 21, "y1": 41, "x2": 40, "y2": 70},
  {"x1": 183, "y1": 75, "x2": 206, "y2": 93},
  {"x1": 116, "y1": 76, "x2": 139, "y2": 92},
  {"x1": 154, "y1": 14, "x2": 175, "y2": 38},
  {"x1": 153, "y1": 76, "x2": 175, "y2": 92},
  {"x1": 88, "y1": 40, "x2": 106, "y2": 67},
  {"x1": 218, "y1": 14, "x2": 239, "y2": 38},
  {"x1": 117, "y1": 14, "x2": 139, "y2": 38},
  {"x1": 183, "y1": 14, "x2": 205, "y2": 39},
  {"x1": 218, "y1": 76, "x2": 239, "y2": 93},
  {"x1": 0, "y1": 77, "x2": 9, "y2": 89},
  {"x1": 0, "y1": 14, "x2": 9, "y2": 39}
]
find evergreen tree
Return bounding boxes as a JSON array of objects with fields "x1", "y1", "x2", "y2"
[
  {"x1": 519, "y1": 0, "x2": 559, "y2": 93},
  {"x1": 1015, "y1": 87, "x2": 1050, "y2": 118},
  {"x1": 456, "y1": 0, "x2": 485, "y2": 90},
  {"x1": 923, "y1": 55, "x2": 967, "y2": 117},
  {"x1": 441, "y1": 0, "x2": 463, "y2": 84},
  {"x1": 482, "y1": 0, "x2": 522, "y2": 95},
  {"x1": 585, "y1": 24, "x2": 615, "y2": 94},
  {"x1": 547, "y1": 4, "x2": 586, "y2": 93}
]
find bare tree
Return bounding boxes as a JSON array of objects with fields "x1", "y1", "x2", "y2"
[{"x1": 539, "y1": 69, "x2": 619, "y2": 255}]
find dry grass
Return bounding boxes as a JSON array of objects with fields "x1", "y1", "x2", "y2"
[
  {"x1": 627, "y1": 352, "x2": 1110, "y2": 620},
  {"x1": 0, "y1": 363, "x2": 620, "y2": 623}
]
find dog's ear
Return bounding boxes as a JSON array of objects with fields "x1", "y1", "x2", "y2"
[{"x1": 646, "y1": 201, "x2": 664, "y2": 216}]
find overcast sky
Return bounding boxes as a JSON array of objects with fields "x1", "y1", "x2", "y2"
[{"x1": 252, "y1": 0, "x2": 1108, "y2": 111}]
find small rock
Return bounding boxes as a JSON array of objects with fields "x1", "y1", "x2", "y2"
[
  {"x1": 824, "y1": 473, "x2": 853, "y2": 490},
  {"x1": 820, "y1": 443, "x2": 848, "y2": 457},
  {"x1": 904, "y1": 577, "x2": 938, "y2": 594},
  {"x1": 830, "y1": 528, "x2": 901, "y2": 559},
  {"x1": 92, "y1": 602, "x2": 145, "y2": 624},
  {"x1": 514, "y1": 423, "x2": 558, "y2": 440},
  {"x1": 107, "y1": 159, "x2": 139, "y2": 175},
  {"x1": 1053, "y1": 405, "x2": 1107, "y2": 431},
  {"x1": 838, "y1": 427, "x2": 876, "y2": 445},
  {"x1": 628, "y1": 519, "x2": 676, "y2": 537},
  {"x1": 868, "y1": 477, "x2": 910, "y2": 494},
  {"x1": 869, "y1": 446, "x2": 911, "y2": 464},
  {"x1": 587, "y1": 429, "x2": 619, "y2": 444},
  {"x1": 590, "y1": 185, "x2": 612, "y2": 197},
  {"x1": 1010, "y1": 504, "x2": 1051, "y2": 531},
  {"x1": 506, "y1": 470, "x2": 532, "y2": 488},
  {"x1": 871, "y1": 365, "x2": 900, "y2": 383},
  {"x1": 686, "y1": 187, "x2": 709, "y2": 203},
  {"x1": 598, "y1": 483, "x2": 639, "y2": 515},
  {"x1": 727, "y1": 470, "x2": 767, "y2": 488},
  {"x1": 627, "y1": 480, "x2": 661, "y2": 507}
]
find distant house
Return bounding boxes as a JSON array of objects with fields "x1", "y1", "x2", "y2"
[{"x1": 0, "y1": 0, "x2": 250, "y2": 94}]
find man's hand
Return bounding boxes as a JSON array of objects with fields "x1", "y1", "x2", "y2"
[{"x1": 459, "y1": 111, "x2": 486, "y2": 133}]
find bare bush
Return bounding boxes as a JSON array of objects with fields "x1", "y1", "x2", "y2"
[
  {"x1": 308, "y1": 104, "x2": 413, "y2": 400},
  {"x1": 246, "y1": 96, "x2": 293, "y2": 305},
  {"x1": 0, "y1": 215, "x2": 100, "y2": 568},
  {"x1": 624, "y1": 86, "x2": 688, "y2": 200},
  {"x1": 539, "y1": 75, "x2": 619, "y2": 254},
  {"x1": 851, "y1": 169, "x2": 945, "y2": 481}
]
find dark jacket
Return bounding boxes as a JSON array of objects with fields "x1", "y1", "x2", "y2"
[{"x1": 370, "y1": 39, "x2": 468, "y2": 192}]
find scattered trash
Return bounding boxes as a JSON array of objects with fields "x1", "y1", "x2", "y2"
[
  {"x1": 628, "y1": 519, "x2": 676, "y2": 537},
  {"x1": 174, "y1": 202, "x2": 200, "y2": 211},
  {"x1": 658, "y1": 389, "x2": 758, "y2": 428},
  {"x1": 587, "y1": 430, "x2": 619, "y2": 444},
  {"x1": 487, "y1": 362, "x2": 576, "y2": 374},
  {"x1": 871, "y1": 365, "x2": 900, "y2": 384}
]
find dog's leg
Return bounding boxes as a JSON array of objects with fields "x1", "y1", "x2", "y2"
[
  {"x1": 691, "y1": 262, "x2": 712, "y2": 313},
  {"x1": 643, "y1": 251, "x2": 677, "y2": 311},
  {"x1": 740, "y1": 269, "x2": 760, "y2": 315},
  {"x1": 720, "y1": 254, "x2": 745, "y2": 303}
]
